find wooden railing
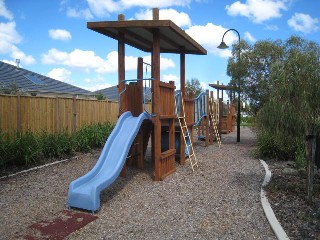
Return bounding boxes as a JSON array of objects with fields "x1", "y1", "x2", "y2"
[{"x1": 159, "y1": 81, "x2": 175, "y2": 118}]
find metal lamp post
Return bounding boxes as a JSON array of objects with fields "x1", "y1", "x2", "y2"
[{"x1": 217, "y1": 28, "x2": 241, "y2": 142}]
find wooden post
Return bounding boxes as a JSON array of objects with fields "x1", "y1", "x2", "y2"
[
  {"x1": 205, "y1": 89, "x2": 209, "y2": 147},
  {"x1": 218, "y1": 98, "x2": 223, "y2": 136},
  {"x1": 56, "y1": 96, "x2": 60, "y2": 132},
  {"x1": 136, "y1": 57, "x2": 144, "y2": 169},
  {"x1": 72, "y1": 95, "x2": 77, "y2": 133},
  {"x1": 152, "y1": 26, "x2": 161, "y2": 181},
  {"x1": 17, "y1": 93, "x2": 21, "y2": 132},
  {"x1": 180, "y1": 48, "x2": 186, "y2": 164},
  {"x1": 153, "y1": 8, "x2": 159, "y2": 20},
  {"x1": 169, "y1": 81, "x2": 175, "y2": 153},
  {"x1": 307, "y1": 128, "x2": 316, "y2": 204},
  {"x1": 137, "y1": 57, "x2": 143, "y2": 115},
  {"x1": 118, "y1": 14, "x2": 126, "y2": 115}
]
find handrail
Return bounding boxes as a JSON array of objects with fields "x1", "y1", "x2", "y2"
[{"x1": 118, "y1": 78, "x2": 154, "y2": 116}]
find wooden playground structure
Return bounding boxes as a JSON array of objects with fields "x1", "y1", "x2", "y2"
[
  {"x1": 194, "y1": 84, "x2": 236, "y2": 147},
  {"x1": 87, "y1": 8, "x2": 206, "y2": 181},
  {"x1": 209, "y1": 82, "x2": 236, "y2": 134}
]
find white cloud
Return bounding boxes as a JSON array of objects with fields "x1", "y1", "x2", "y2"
[
  {"x1": 10, "y1": 46, "x2": 35, "y2": 65},
  {"x1": 288, "y1": 13, "x2": 319, "y2": 34},
  {"x1": 47, "y1": 68, "x2": 72, "y2": 83},
  {"x1": 49, "y1": 29, "x2": 72, "y2": 41},
  {"x1": 244, "y1": 31, "x2": 256, "y2": 42},
  {"x1": 200, "y1": 81, "x2": 208, "y2": 90},
  {"x1": 0, "y1": 19, "x2": 35, "y2": 65},
  {"x1": 83, "y1": 83, "x2": 112, "y2": 92},
  {"x1": 66, "y1": 8, "x2": 94, "y2": 20},
  {"x1": 85, "y1": 0, "x2": 191, "y2": 17},
  {"x1": 134, "y1": 8, "x2": 191, "y2": 27},
  {"x1": 0, "y1": 0, "x2": 13, "y2": 20},
  {"x1": 226, "y1": 0, "x2": 288, "y2": 23},
  {"x1": 0, "y1": 21, "x2": 21, "y2": 54},
  {"x1": 142, "y1": 55, "x2": 176, "y2": 70},
  {"x1": 163, "y1": 73, "x2": 180, "y2": 89},
  {"x1": 86, "y1": 0, "x2": 122, "y2": 17},
  {"x1": 1, "y1": 59, "x2": 16, "y2": 66},
  {"x1": 185, "y1": 23, "x2": 237, "y2": 58},
  {"x1": 121, "y1": 0, "x2": 192, "y2": 9}
]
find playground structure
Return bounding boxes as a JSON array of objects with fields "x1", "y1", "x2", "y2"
[
  {"x1": 68, "y1": 8, "x2": 207, "y2": 212},
  {"x1": 209, "y1": 82, "x2": 237, "y2": 134},
  {"x1": 194, "y1": 90, "x2": 221, "y2": 147}
]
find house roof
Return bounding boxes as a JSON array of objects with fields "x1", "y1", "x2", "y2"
[
  {"x1": 87, "y1": 20, "x2": 207, "y2": 55},
  {"x1": 94, "y1": 85, "x2": 152, "y2": 101},
  {"x1": 0, "y1": 61, "x2": 91, "y2": 95}
]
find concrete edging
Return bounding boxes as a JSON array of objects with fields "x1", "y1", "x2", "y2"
[
  {"x1": 0, "y1": 156, "x2": 78, "y2": 180},
  {"x1": 260, "y1": 159, "x2": 290, "y2": 240}
]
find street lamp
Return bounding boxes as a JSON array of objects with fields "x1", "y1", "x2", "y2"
[{"x1": 217, "y1": 28, "x2": 241, "y2": 142}]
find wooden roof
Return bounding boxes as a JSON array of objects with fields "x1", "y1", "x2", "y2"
[
  {"x1": 87, "y1": 20, "x2": 207, "y2": 55},
  {"x1": 209, "y1": 83, "x2": 233, "y2": 91}
]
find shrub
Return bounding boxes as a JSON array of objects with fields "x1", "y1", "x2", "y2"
[
  {"x1": 256, "y1": 130, "x2": 301, "y2": 161},
  {"x1": 72, "y1": 122, "x2": 114, "y2": 152},
  {"x1": 11, "y1": 131, "x2": 42, "y2": 165},
  {"x1": 40, "y1": 130, "x2": 72, "y2": 158},
  {"x1": 0, "y1": 122, "x2": 114, "y2": 168}
]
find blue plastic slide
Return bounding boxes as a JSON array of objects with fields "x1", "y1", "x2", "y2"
[{"x1": 68, "y1": 111, "x2": 150, "y2": 212}]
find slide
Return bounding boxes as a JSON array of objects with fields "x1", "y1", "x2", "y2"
[{"x1": 68, "y1": 111, "x2": 150, "y2": 212}]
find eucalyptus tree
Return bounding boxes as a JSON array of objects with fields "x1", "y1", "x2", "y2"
[
  {"x1": 227, "y1": 39, "x2": 283, "y2": 114},
  {"x1": 261, "y1": 36, "x2": 320, "y2": 202},
  {"x1": 185, "y1": 78, "x2": 204, "y2": 97}
]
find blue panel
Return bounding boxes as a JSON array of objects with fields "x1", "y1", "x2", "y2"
[{"x1": 25, "y1": 74, "x2": 46, "y2": 85}]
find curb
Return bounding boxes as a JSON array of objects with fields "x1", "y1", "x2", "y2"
[
  {"x1": 0, "y1": 156, "x2": 78, "y2": 180},
  {"x1": 260, "y1": 159, "x2": 290, "y2": 240}
]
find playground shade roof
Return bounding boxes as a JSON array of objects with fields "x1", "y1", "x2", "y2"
[{"x1": 87, "y1": 20, "x2": 207, "y2": 55}]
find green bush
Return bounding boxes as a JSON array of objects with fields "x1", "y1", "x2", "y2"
[
  {"x1": 0, "y1": 122, "x2": 114, "y2": 168},
  {"x1": 257, "y1": 130, "x2": 301, "y2": 161},
  {"x1": 72, "y1": 123, "x2": 113, "y2": 152},
  {"x1": 40, "y1": 130, "x2": 72, "y2": 158},
  {"x1": 11, "y1": 131, "x2": 42, "y2": 165},
  {"x1": 241, "y1": 115, "x2": 254, "y2": 126}
]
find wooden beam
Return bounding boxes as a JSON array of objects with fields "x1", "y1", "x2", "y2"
[
  {"x1": 118, "y1": 31, "x2": 125, "y2": 114},
  {"x1": 152, "y1": 27, "x2": 161, "y2": 181}
]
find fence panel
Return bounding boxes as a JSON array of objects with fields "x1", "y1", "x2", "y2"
[
  {"x1": 0, "y1": 95, "x2": 121, "y2": 135},
  {"x1": 0, "y1": 95, "x2": 18, "y2": 133}
]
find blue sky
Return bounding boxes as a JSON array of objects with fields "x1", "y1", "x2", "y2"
[{"x1": 1, "y1": 0, "x2": 319, "y2": 92}]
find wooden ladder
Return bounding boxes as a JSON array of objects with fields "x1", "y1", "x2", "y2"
[
  {"x1": 175, "y1": 95, "x2": 198, "y2": 171},
  {"x1": 209, "y1": 98, "x2": 221, "y2": 148}
]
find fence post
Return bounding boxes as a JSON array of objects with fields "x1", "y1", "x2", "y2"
[
  {"x1": 56, "y1": 96, "x2": 60, "y2": 132},
  {"x1": 72, "y1": 95, "x2": 77, "y2": 133},
  {"x1": 17, "y1": 93, "x2": 21, "y2": 132}
]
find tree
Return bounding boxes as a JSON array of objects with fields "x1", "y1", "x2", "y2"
[
  {"x1": 227, "y1": 39, "x2": 284, "y2": 114},
  {"x1": 227, "y1": 35, "x2": 320, "y2": 202},
  {"x1": 185, "y1": 78, "x2": 204, "y2": 97},
  {"x1": 95, "y1": 92, "x2": 106, "y2": 100}
]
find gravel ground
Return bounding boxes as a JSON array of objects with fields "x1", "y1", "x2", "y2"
[{"x1": 0, "y1": 127, "x2": 276, "y2": 240}]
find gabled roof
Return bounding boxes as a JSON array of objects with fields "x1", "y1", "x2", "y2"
[
  {"x1": 87, "y1": 20, "x2": 207, "y2": 55},
  {"x1": 0, "y1": 61, "x2": 91, "y2": 95}
]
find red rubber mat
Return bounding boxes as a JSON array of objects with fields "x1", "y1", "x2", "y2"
[{"x1": 22, "y1": 210, "x2": 98, "y2": 240}]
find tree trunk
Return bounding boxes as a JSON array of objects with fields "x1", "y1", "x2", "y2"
[{"x1": 306, "y1": 125, "x2": 316, "y2": 204}]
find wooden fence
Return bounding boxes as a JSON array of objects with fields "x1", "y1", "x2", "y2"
[{"x1": 0, "y1": 94, "x2": 143, "y2": 135}]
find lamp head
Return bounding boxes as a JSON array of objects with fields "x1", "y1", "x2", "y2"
[{"x1": 217, "y1": 41, "x2": 229, "y2": 49}]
